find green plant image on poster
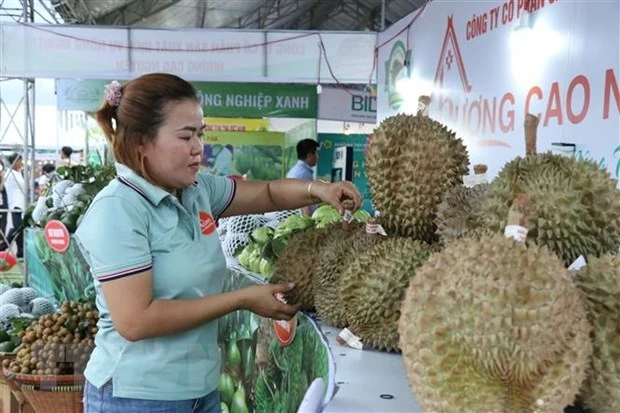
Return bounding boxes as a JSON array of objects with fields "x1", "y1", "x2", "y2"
[
  {"x1": 203, "y1": 132, "x2": 285, "y2": 181},
  {"x1": 316, "y1": 133, "x2": 373, "y2": 212},
  {"x1": 25, "y1": 229, "x2": 96, "y2": 305},
  {"x1": 218, "y1": 270, "x2": 334, "y2": 413}
]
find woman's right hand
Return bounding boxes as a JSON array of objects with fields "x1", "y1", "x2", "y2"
[{"x1": 240, "y1": 283, "x2": 301, "y2": 320}]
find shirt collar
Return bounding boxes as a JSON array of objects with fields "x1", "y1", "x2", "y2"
[
  {"x1": 115, "y1": 163, "x2": 198, "y2": 206},
  {"x1": 296, "y1": 160, "x2": 312, "y2": 172}
]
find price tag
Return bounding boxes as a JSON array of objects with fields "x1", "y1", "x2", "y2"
[{"x1": 504, "y1": 225, "x2": 528, "y2": 243}]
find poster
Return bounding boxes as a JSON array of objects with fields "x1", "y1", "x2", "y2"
[
  {"x1": 316, "y1": 133, "x2": 373, "y2": 213},
  {"x1": 203, "y1": 131, "x2": 285, "y2": 181},
  {"x1": 218, "y1": 270, "x2": 336, "y2": 413},
  {"x1": 376, "y1": 0, "x2": 620, "y2": 179}
]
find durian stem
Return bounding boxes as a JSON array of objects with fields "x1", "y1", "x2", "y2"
[
  {"x1": 473, "y1": 164, "x2": 488, "y2": 175},
  {"x1": 524, "y1": 114, "x2": 540, "y2": 156}
]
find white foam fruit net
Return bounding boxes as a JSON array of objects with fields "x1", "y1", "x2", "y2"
[{"x1": 218, "y1": 210, "x2": 301, "y2": 263}]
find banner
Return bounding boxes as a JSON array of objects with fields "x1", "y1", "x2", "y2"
[
  {"x1": 203, "y1": 131, "x2": 285, "y2": 180},
  {"x1": 377, "y1": 0, "x2": 620, "y2": 179},
  {"x1": 205, "y1": 118, "x2": 270, "y2": 132},
  {"x1": 196, "y1": 82, "x2": 317, "y2": 119},
  {"x1": 218, "y1": 270, "x2": 336, "y2": 413},
  {"x1": 56, "y1": 79, "x2": 318, "y2": 118},
  {"x1": 2, "y1": 23, "x2": 375, "y2": 84},
  {"x1": 318, "y1": 87, "x2": 377, "y2": 123},
  {"x1": 316, "y1": 133, "x2": 373, "y2": 212}
]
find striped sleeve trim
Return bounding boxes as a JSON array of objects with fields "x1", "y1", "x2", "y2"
[
  {"x1": 97, "y1": 263, "x2": 152, "y2": 283},
  {"x1": 216, "y1": 178, "x2": 237, "y2": 219}
]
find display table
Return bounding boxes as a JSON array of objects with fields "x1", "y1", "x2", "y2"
[{"x1": 318, "y1": 323, "x2": 423, "y2": 413}]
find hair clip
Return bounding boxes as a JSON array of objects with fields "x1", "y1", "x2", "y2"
[{"x1": 104, "y1": 80, "x2": 122, "y2": 107}]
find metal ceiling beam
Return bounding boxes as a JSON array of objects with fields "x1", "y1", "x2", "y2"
[
  {"x1": 93, "y1": 0, "x2": 185, "y2": 26},
  {"x1": 49, "y1": 0, "x2": 94, "y2": 24},
  {"x1": 230, "y1": 0, "x2": 320, "y2": 30}
]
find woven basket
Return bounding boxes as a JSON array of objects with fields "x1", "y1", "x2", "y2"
[{"x1": 2, "y1": 367, "x2": 84, "y2": 413}]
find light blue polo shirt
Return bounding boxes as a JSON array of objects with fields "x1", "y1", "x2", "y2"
[{"x1": 75, "y1": 163, "x2": 236, "y2": 401}]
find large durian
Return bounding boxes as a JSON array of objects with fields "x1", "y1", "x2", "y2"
[
  {"x1": 436, "y1": 180, "x2": 490, "y2": 245},
  {"x1": 270, "y1": 224, "x2": 343, "y2": 310},
  {"x1": 366, "y1": 113, "x2": 469, "y2": 241},
  {"x1": 398, "y1": 230, "x2": 592, "y2": 412},
  {"x1": 575, "y1": 254, "x2": 620, "y2": 413},
  {"x1": 314, "y1": 225, "x2": 386, "y2": 328},
  {"x1": 481, "y1": 114, "x2": 620, "y2": 265},
  {"x1": 339, "y1": 237, "x2": 430, "y2": 351}
]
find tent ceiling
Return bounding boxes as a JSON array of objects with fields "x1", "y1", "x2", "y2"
[{"x1": 49, "y1": 0, "x2": 424, "y2": 31}]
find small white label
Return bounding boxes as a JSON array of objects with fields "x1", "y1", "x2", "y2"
[
  {"x1": 504, "y1": 225, "x2": 528, "y2": 242},
  {"x1": 343, "y1": 210, "x2": 354, "y2": 223},
  {"x1": 474, "y1": 173, "x2": 488, "y2": 185},
  {"x1": 365, "y1": 223, "x2": 388, "y2": 236},
  {"x1": 337, "y1": 328, "x2": 363, "y2": 350},
  {"x1": 568, "y1": 255, "x2": 587, "y2": 274},
  {"x1": 462, "y1": 175, "x2": 477, "y2": 188}
]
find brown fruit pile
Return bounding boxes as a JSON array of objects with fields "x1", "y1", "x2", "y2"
[{"x1": 3, "y1": 301, "x2": 98, "y2": 376}]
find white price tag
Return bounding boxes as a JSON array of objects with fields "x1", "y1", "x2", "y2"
[
  {"x1": 568, "y1": 255, "x2": 587, "y2": 274},
  {"x1": 336, "y1": 328, "x2": 363, "y2": 350},
  {"x1": 504, "y1": 225, "x2": 528, "y2": 243},
  {"x1": 462, "y1": 175, "x2": 476, "y2": 188}
]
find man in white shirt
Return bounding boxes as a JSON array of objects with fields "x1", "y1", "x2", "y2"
[
  {"x1": 286, "y1": 139, "x2": 319, "y2": 216},
  {"x1": 4, "y1": 153, "x2": 26, "y2": 257}
]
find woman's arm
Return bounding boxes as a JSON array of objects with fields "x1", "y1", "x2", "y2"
[
  {"x1": 102, "y1": 269, "x2": 299, "y2": 342},
  {"x1": 221, "y1": 179, "x2": 362, "y2": 218}
]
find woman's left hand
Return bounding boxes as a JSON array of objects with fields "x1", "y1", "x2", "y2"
[{"x1": 311, "y1": 181, "x2": 363, "y2": 214}]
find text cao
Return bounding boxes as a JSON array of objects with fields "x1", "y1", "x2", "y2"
[{"x1": 197, "y1": 92, "x2": 310, "y2": 110}]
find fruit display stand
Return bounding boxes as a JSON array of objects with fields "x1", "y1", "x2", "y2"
[{"x1": 318, "y1": 323, "x2": 422, "y2": 413}]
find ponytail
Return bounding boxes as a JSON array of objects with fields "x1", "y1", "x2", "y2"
[{"x1": 95, "y1": 101, "x2": 117, "y2": 147}]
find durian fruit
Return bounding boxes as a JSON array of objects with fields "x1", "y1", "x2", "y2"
[
  {"x1": 481, "y1": 114, "x2": 620, "y2": 265},
  {"x1": 575, "y1": 254, "x2": 620, "y2": 413},
  {"x1": 314, "y1": 225, "x2": 386, "y2": 328},
  {"x1": 398, "y1": 232, "x2": 592, "y2": 412},
  {"x1": 435, "y1": 182, "x2": 490, "y2": 245},
  {"x1": 339, "y1": 237, "x2": 430, "y2": 351},
  {"x1": 366, "y1": 113, "x2": 469, "y2": 241},
  {"x1": 270, "y1": 224, "x2": 346, "y2": 310}
]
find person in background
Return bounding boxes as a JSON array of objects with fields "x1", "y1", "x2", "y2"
[
  {"x1": 286, "y1": 138, "x2": 320, "y2": 216},
  {"x1": 37, "y1": 163, "x2": 58, "y2": 197},
  {"x1": 3, "y1": 153, "x2": 26, "y2": 258},
  {"x1": 60, "y1": 146, "x2": 73, "y2": 167},
  {"x1": 0, "y1": 159, "x2": 7, "y2": 248},
  {"x1": 76, "y1": 73, "x2": 362, "y2": 413}
]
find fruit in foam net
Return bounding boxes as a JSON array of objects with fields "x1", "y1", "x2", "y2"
[
  {"x1": 314, "y1": 224, "x2": 385, "y2": 328},
  {"x1": 398, "y1": 196, "x2": 591, "y2": 411},
  {"x1": 270, "y1": 225, "x2": 343, "y2": 310},
  {"x1": 366, "y1": 113, "x2": 469, "y2": 241},
  {"x1": 575, "y1": 254, "x2": 620, "y2": 413},
  {"x1": 339, "y1": 237, "x2": 430, "y2": 351},
  {"x1": 481, "y1": 114, "x2": 620, "y2": 266}
]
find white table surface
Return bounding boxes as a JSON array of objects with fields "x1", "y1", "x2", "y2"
[{"x1": 319, "y1": 323, "x2": 424, "y2": 413}]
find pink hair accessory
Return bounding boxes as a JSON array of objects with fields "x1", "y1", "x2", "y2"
[{"x1": 104, "y1": 80, "x2": 122, "y2": 107}]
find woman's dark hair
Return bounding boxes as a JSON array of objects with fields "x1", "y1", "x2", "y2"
[
  {"x1": 6, "y1": 153, "x2": 22, "y2": 166},
  {"x1": 60, "y1": 146, "x2": 73, "y2": 157},
  {"x1": 42, "y1": 163, "x2": 56, "y2": 174},
  {"x1": 95, "y1": 73, "x2": 199, "y2": 179}
]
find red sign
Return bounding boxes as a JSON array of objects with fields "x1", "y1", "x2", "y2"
[
  {"x1": 274, "y1": 316, "x2": 297, "y2": 347},
  {"x1": 44, "y1": 220, "x2": 70, "y2": 253},
  {"x1": 199, "y1": 211, "x2": 216, "y2": 235}
]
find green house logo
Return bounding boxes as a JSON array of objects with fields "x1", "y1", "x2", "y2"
[{"x1": 384, "y1": 40, "x2": 412, "y2": 111}]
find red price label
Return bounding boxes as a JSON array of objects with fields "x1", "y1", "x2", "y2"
[
  {"x1": 274, "y1": 317, "x2": 297, "y2": 347},
  {"x1": 44, "y1": 220, "x2": 70, "y2": 253}
]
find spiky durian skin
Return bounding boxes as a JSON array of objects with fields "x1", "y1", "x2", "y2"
[
  {"x1": 366, "y1": 114, "x2": 469, "y2": 241},
  {"x1": 398, "y1": 233, "x2": 591, "y2": 412},
  {"x1": 314, "y1": 227, "x2": 386, "y2": 328},
  {"x1": 339, "y1": 238, "x2": 430, "y2": 351},
  {"x1": 436, "y1": 183, "x2": 490, "y2": 245},
  {"x1": 481, "y1": 153, "x2": 620, "y2": 266},
  {"x1": 575, "y1": 255, "x2": 620, "y2": 413},
  {"x1": 271, "y1": 226, "x2": 341, "y2": 310}
]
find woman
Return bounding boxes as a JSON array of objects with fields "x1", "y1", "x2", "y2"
[{"x1": 76, "y1": 73, "x2": 361, "y2": 413}]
